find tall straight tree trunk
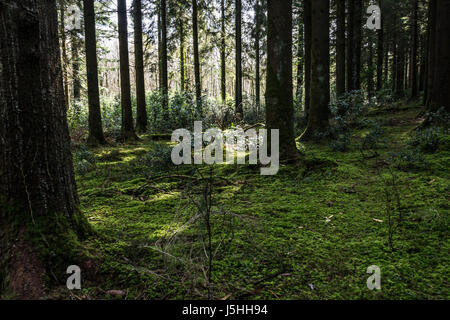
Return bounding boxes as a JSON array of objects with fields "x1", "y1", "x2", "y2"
[
  {"x1": 266, "y1": 0, "x2": 298, "y2": 159},
  {"x1": 160, "y1": 0, "x2": 169, "y2": 110},
  {"x1": 134, "y1": 0, "x2": 148, "y2": 133},
  {"x1": 301, "y1": 0, "x2": 330, "y2": 140},
  {"x1": 396, "y1": 40, "x2": 405, "y2": 97},
  {"x1": 352, "y1": 0, "x2": 362, "y2": 91},
  {"x1": 192, "y1": 0, "x2": 202, "y2": 113},
  {"x1": 368, "y1": 36, "x2": 375, "y2": 97},
  {"x1": 255, "y1": 0, "x2": 261, "y2": 116},
  {"x1": 235, "y1": 0, "x2": 243, "y2": 117},
  {"x1": 59, "y1": 0, "x2": 70, "y2": 110},
  {"x1": 304, "y1": 0, "x2": 312, "y2": 120},
  {"x1": 118, "y1": 0, "x2": 138, "y2": 140},
  {"x1": 221, "y1": 0, "x2": 227, "y2": 104},
  {"x1": 427, "y1": 0, "x2": 450, "y2": 112},
  {"x1": 84, "y1": 0, "x2": 106, "y2": 145},
  {"x1": 347, "y1": 0, "x2": 354, "y2": 92},
  {"x1": 0, "y1": 0, "x2": 89, "y2": 299},
  {"x1": 71, "y1": 27, "x2": 81, "y2": 104},
  {"x1": 296, "y1": 10, "x2": 304, "y2": 102},
  {"x1": 410, "y1": 0, "x2": 419, "y2": 98},
  {"x1": 179, "y1": 19, "x2": 186, "y2": 92},
  {"x1": 376, "y1": 0, "x2": 384, "y2": 91},
  {"x1": 336, "y1": 0, "x2": 346, "y2": 97}
]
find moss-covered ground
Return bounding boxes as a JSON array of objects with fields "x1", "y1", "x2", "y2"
[{"x1": 57, "y1": 103, "x2": 448, "y2": 300}]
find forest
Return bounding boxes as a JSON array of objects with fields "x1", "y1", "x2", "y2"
[{"x1": 0, "y1": 0, "x2": 449, "y2": 301}]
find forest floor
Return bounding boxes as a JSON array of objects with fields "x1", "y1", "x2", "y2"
[{"x1": 54, "y1": 102, "x2": 449, "y2": 300}]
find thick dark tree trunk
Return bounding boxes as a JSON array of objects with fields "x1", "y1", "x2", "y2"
[
  {"x1": 266, "y1": 0, "x2": 298, "y2": 159},
  {"x1": 160, "y1": 0, "x2": 169, "y2": 110},
  {"x1": 427, "y1": 0, "x2": 450, "y2": 112},
  {"x1": 336, "y1": 0, "x2": 346, "y2": 97},
  {"x1": 0, "y1": 0, "x2": 89, "y2": 299},
  {"x1": 235, "y1": 0, "x2": 243, "y2": 117},
  {"x1": 193, "y1": 0, "x2": 202, "y2": 113},
  {"x1": 221, "y1": 0, "x2": 226, "y2": 104},
  {"x1": 118, "y1": 0, "x2": 138, "y2": 140},
  {"x1": 301, "y1": 0, "x2": 330, "y2": 140},
  {"x1": 304, "y1": 0, "x2": 312, "y2": 120},
  {"x1": 134, "y1": 0, "x2": 148, "y2": 133},
  {"x1": 84, "y1": 0, "x2": 106, "y2": 145}
]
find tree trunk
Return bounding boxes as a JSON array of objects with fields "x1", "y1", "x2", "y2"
[
  {"x1": 134, "y1": 0, "x2": 148, "y2": 133},
  {"x1": 59, "y1": 0, "x2": 70, "y2": 110},
  {"x1": 235, "y1": 0, "x2": 243, "y2": 117},
  {"x1": 179, "y1": 19, "x2": 186, "y2": 92},
  {"x1": 346, "y1": 0, "x2": 354, "y2": 91},
  {"x1": 255, "y1": 0, "x2": 261, "y2": 116},
  {"x1": 118, "y1": 0, "x2": 138, "y2": 140},
  {"x1": 352, "y1": 0, "x2": 362, "y2": 91},
  {"x1": 336, "y1": 0, "x2": 346, "y2": 97},
  {"x1": 368, "y1": 35, "x2": 375, "y2": 97},
  {"x1": 376, "y1": 0, "x2": 384, "y2": 91},
  {"x1": 0, "y1": 0, "x2": 89, "y2": 299},
  {"x1": 84, "y1": 0, "x2": 106, "y2": 145},
  {"x1": 301, "y1": 0, "x2": 330, "y2": 140},
  {"x1": 221, "y1": 0, "x2": 226, "y2": 104},
  {"x1": 304, "y1": 0, "x2": 312, "y2": 119},
  {"x1": 427, "y1": 0, "x2": 450, "y2": 112},
  {"x1": 266, "y1": 0, "x2": 298, "y2": 159},
  {"x1": 296, "y1": 9, "x2": 304, "y2": 103},
  {"x1": 410, "y1": 0, "x2": 419, "y2": 98},
  {"x1": 193, "y1": 0, "x2": 202, "y2": 113},
  {"x1": 160, "y1": 0, "x2": 168, "y2": 110}
]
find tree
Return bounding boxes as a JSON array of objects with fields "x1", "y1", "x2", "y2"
[
  {"x1": 193, "y1": 0, "x2": 202, "y2": 112},
  {"x1": 0, "y1": 0, "x2": 88, "y2": 298},
  {"x1": 304, "y1": 0, "x2": 312, "y2": 120},
  {"x1": 160, "y1": 0, "x2": 169, "y2": 110},
  {"x1": 255, "y1": 0, "x2": 262, "y2": 116},
  {"x1": 221, "y1": 0, "x2": 227, "y2": 104},
  {"x1": 426, "y1": 0, "x2": 450, "y2": 112},
  {"x1": 59, "y1": 0, "x2": 70, "y2": 110},
  {"x1": 295, "y1": 0, "x2": 304, "y2": 102},
  {"x1": 71, "y1": 1, "x2": 82, "y2": 104},
  {"x1": 410, "y1": 0, "x2": 419, "y2": 98},
  {"x1": 134, "y1": 0, "x2": 148, "y2": 133},
  {"x1": 118, "y1": 0, "x2": 138, "y2": 140},
  {"x1": 347, "y1": 0, "x2": 354, "y2": 92},
  {"x1": 266, "y1": 0, "x2": 298, "y2": 159},
  {"x1": 376, "y1": 0, "x2": 384, "y2": 91},
  {"x1": 84, "y1": 0, "x2": 106, "y2": 145},
  {"x1": 301, "y1": 0, "x2": 330, "y2": 140},
  {"x1": 352, "y1": 0, "x2": 362, "y2": 91},
  {"x1": 336, "y1": 0, "x2": 346, "y2": 97},
  {"x1": 235, "y1": 0, "x2": 243, "y2": 117}
]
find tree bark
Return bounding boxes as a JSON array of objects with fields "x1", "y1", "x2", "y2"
[
  {"x1": 235, "y1": 0, "x2": 243, "y2": 117},
  {"x1": 134, "y1": 0, "x2": 148, "y2": 133},
  {"x1": 255, "y1": 0, "x2": 261, "y2": 116},
  {"x1": 410, "y1": 0, "x2": 419, "y2": 98},
  {"x1": 160, "y1": 0, "x2": 168, "y2": 110},
  {"x1": 193, "y1": 0, "x2": 202, "y2": 113},
  {"x1": 221, "y1": 0, "x2": 226, "y2": 104},
  {"x1": 346, "y1": 0, "x2": 354, "y2": 92},
  {"x1": 336, "y1": 0, "x2": 346, "y2": 97},
  {"x1": 84, "y1": 0, "x2": 106, "y2": 145},
  {"x1": 304, "y1": 0, "x2": 312, "y2": 120},
  {"x1": 352, "y1": 0, "x2": 362, "y2": 91},
  {"x1": 266, "y1": 0, "x2": 298, "y2": 159},
  {"x1": 295, "y1": 8, "x2": 304, "y2": 103},
  {"x1": 301, "y1": 0, "x2": 330, "y2": 140},
  {"x1": 59, "y1": 0, "x2": 70, "y2": 110},
  {"x1": 376, "y1": 0, "x2": 384, "y2": 91},
  {"x1": 118, "y1": 0, "x2": 138, "y2": 140},
  {"x1": 0, "y1": 0, "x2": 88, "y2": 299}
]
